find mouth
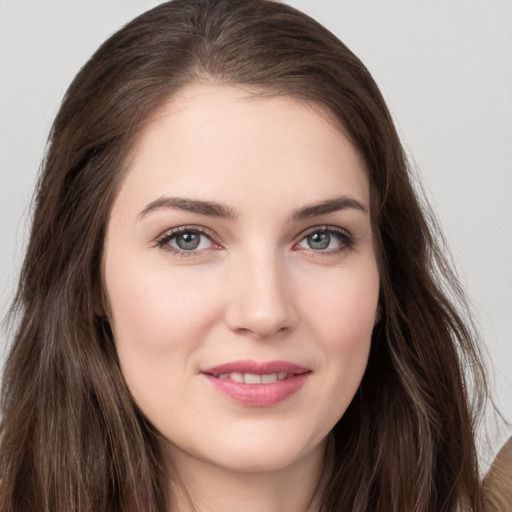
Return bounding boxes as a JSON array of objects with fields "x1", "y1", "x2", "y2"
[
  {"x1": 212, "y1": 371, "x2": 298, "y2": 384},
  {"x1": 201, "y1": 360, "x2": 311, "y2": 406}
]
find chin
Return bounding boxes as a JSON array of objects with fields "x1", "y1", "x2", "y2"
[{"x1": 194, "y1": 430, "x2": 324, "y2": 474}]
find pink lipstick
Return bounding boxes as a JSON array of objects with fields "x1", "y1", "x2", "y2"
[{"x1": 201, "y1": 360, "x2": 311, "y2": 407}]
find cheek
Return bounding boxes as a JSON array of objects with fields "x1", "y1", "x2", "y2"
[
  {"x1": 106, "y1": 262, "x2": 222, "y2": 354},
  {"x1": 301, "y1": 258, "x2": 379, "y2": 345},
  {"x1": 103, "y1": 262, "x2": 224, "y2": 421},
  {"x1": 299, "y1": 260, "x2": 378, "y2": 407}
]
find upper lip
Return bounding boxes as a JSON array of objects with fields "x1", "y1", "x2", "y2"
[{"x1": 201, "y1": 360, "x2": 310, "y2": 376}]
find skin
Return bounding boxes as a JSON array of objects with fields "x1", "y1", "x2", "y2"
[{"x1": 103, "y1": 84, "x2": 380, "y2": 512}]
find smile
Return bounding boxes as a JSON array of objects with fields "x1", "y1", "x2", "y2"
[
  {"x1": 216, "y1": 372, "x2": 291, "y2": 383},
  {"x1": 201, "y1": 360, "x2": 311, "y2": 406}
]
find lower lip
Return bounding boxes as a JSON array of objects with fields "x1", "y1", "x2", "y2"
[{"x1": 203, "y1": 373, "x2": 310, "y2": 407}]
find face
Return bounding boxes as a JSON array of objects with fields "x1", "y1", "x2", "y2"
[{"x1": 103, "y1": 84, "x2": 379, "y2": 475}]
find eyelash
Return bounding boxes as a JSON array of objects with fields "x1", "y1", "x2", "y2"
[
  {"x1": 295, "y1": 225, "x2": 356, "y2": 256},
  {"x1": 156, "y1": 225, "x2": 219, "y2": 258},
  {"x1": 155, "y1": 225, "x2": 356, "y2": 257}
]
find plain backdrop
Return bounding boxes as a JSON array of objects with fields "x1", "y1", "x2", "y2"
[{"x1": 1, "y1": 0, "x2": 511, "y2": 458}]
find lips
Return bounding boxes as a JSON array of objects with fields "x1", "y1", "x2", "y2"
[{"x1": 201, "y1": 360, "x2": 311, "y2": 407}]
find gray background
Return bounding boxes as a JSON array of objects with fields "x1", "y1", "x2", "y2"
[{"x1": 1, "y1": 0, "x2": 511, "y2": 458}]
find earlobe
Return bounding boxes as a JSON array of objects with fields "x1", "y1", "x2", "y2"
[
  {"x1": 93, "y1": 300, "x2": 106, "y2": 318},
  {"x1": 93, "y1": 291, "x2": 106, "y2": 317},
  {"x1": 92, "y1": 277, "x2": 109, "y2": 319}
]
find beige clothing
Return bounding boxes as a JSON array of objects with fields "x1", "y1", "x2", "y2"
[{"x1": 483, "y1": 437, "x2": 512, "y2": 512}]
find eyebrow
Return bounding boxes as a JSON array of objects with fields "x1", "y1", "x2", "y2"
[
  {"x1": 138, "y1": 194, "x2": 367, "y2": 221},
  {"x1": 138, "y1": 196, "x2": 238, "y2": 220},
  {"x1": 291, "y1": 195, "x2": 367, "y2": 220}
]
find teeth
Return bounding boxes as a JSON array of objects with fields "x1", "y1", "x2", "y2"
[
  {"x1": 244, "y1": 373, "x2": 262, "y2": 384},
  {"x1": 215, "y1": 372, "x2": 291, "y2": 383}
]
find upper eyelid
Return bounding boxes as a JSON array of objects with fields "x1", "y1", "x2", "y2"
[
  {"x1": 297, "y1": 224, "x2": 352, "y2": 239},
  {"x1": 157, "y1": 225, "x2": 218, "y2": 241}
]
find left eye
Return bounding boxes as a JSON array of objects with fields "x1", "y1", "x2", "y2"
[
  {"x1": 297, "y1": 229, "x2": 350, "y2": 251},
  {"x1": 160, "y1": 229, "x2": 214, "y2": 252}
]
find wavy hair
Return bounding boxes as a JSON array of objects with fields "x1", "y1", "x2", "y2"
[{"x1": 0, "y1": 1, "x2": 488, "y2": 510}]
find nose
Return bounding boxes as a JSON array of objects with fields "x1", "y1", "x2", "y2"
[{"x1": 224, "y1": 248, "x2": 297, "y2": 339}]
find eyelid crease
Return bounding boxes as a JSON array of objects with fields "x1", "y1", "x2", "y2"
[
  {"x1": 299, "y1": 224, "x2": 351, "y2": 236},
  {"x1": 298, "y1": 224, "x2": 354, "y2": 241}
]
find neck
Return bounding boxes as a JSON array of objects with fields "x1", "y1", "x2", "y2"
[{"x1": 166, "y1": 439, "x2": 329, "y2": 512}]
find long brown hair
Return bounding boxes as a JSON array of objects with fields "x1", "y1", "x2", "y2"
[{"x1": 0, "y1": 1, "x2": 488, "y2": 510}]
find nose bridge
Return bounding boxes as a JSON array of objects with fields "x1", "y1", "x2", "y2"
[{"x1": 225, "y1": 244, "x2": 295, "y2": 338}]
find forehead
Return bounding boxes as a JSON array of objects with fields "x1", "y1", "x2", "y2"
[{"x1": 117, "y1": 84, "x2": 369, "y2": 216}]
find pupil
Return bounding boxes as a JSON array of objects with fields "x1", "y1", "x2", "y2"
[
  {"x1": 177, "y1": 232, "x2": 200, "y2": 250},
  {"x1": 308, "y1": 232, "x2": 330, "y2": 250}
]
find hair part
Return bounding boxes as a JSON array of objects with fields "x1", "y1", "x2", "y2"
[{"x1": 1, "y1": 1, "x2": 488, "y2": 511}]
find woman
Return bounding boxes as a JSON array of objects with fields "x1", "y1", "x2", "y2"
[{"x1": 0, "y1": 0, "x2": 496, "y2": 510}]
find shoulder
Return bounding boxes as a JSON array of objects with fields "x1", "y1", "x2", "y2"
[{"x1": 482, "y1": 437, "x2": 512, "y2": 512}]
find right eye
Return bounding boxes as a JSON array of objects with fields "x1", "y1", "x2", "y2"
[{"x1": 156, "y1": 227, "x2": 219, "y2": 256}]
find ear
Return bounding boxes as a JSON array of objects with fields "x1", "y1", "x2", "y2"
[
  {"x1": 93, "y1": 296, "x2": 106, "y2": 318},
  {"x1": 92, "y1": 276, "x2": 108, "y2": 318}
]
